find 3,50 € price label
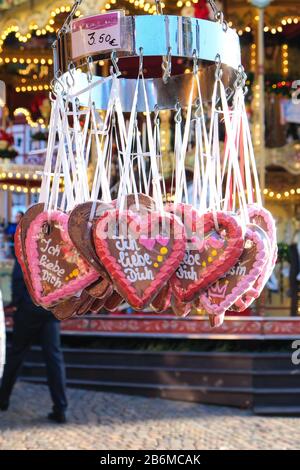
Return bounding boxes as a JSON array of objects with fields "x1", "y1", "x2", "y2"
[{"x1": 71, "y1": 11, "x2": 124, "y2": 61}]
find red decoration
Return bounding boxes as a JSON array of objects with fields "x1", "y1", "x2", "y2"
[
  {"x1": 194, "y1": 0, "x2": 210, "y2": 20},
  {"x1": 0, "y1": 128, "x2": 14, "y2": 146}
]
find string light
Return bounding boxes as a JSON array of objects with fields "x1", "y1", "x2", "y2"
[
  {"x1": 250, "y1": 43, "x2": 256, "y2": 71},
  {"x1": 102, "y1": 0, "x2": 165, "y2": 15},
  {"x1": 253, "y1": 83, "x2": 261, "y2": 147},
  {"x1": 0, "y1": 3, "x2": 297, "y2": 52},
  {"x1": 0, "y1": 56, "x2": 52, "y2": 66},
  {"x1": 263, "y1": 188, "x2": 300, "y2": 200},
  {"x1": 0, "y1": 184, "x2": 44, "y2": 194},
  {"x1": 282, "y1": 44, "x2": 289, "y2": 75},
  {"x1": 13, "y1": 108, "x2": 47, "y2": 128},
  {"x1": 0, "y1": 5, "x2": 76, "y2": 51},
  {"x1": 0, "y1": 171, "x2": 42, "y2": 180},
  {"x1": 15, "y1": 84, "x2": 50, "y2": 94}
]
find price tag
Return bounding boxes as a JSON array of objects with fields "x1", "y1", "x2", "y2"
[{"x1": 71, "y1": 11, "x2": 124, "y2": 61}]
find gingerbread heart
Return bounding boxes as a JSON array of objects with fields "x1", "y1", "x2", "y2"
[
  {"x1": 168, "y1": 204, "x2": 244, "y2": 303},
  {"x1": 68, "y1": 195, "x2": 155, "y2": 272},
  {"x1": 26, "y1": 210, "x2": 99, "y2": 307},
  {"x1": 233, "y1": 205, "x2": 276, "y2": 312},
  {"x1": 122, "y1": 193, "x2": 156, "y2": 212},
  {"x1": 171, "y1": 295, "x2": 192, "y2": 318},
  {"x1": 15, "y1": 203, "x2": 45, "y2": 306},
  {"x1": 93, "y1": 209, "x2": 186, "y2": 310},
  {"x1": 86, "y1": 279, "x2": 113, "y2": 299},
  {"x1": 104, "y1": 291, "x2": 124, "y2": 312},
  {"x1": 151, "y1": 283, "x2": 172, "y2": 312},
  {"x1": 68, "y1": 201, "x2": 114, "y2": 274},
  {"x1": 199, "y1": 224, "x2": 269, "y2": 324},
  {"x1": 90, "y1": 297, "x2": 106, "y2": 314},
  {"x1": 51, "y1": 290, "x2": 91, "y2": 320},
  {"x1": 76, "y1": 294, "x2": 97, "y2": 316}
]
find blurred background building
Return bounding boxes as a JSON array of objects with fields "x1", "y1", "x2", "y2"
[{"x1": 0, "y1": 0, "x2": 300, "y2": 414}]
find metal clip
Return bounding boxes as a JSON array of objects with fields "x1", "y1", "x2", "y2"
[
  {"x1": 193, "y1": 49, "x2": 199, "y2": 76},
  {"x1": 75, "y1": 97, "x2": 80, "y2": 112},
  {"x1": 162, "y1": 47, "x2": 172, "y2": 84},
  {"x1": 110, "y1": 51, "x2": 121, "y2": 77},
  {"x1": 215, "y1": 54, "x2": 223, "y2": 81},
  {"x1": 233, "y1": 65, "x2": 248, "y2": 93},
  {"x1": 87, "y1": 56, "x2": 93, "y2": 83},
  {"x1": 139, "y1": 47, "x2": 144, "y2": 76},
  {"x1": 194, "y1": 97, "x2": 202, "y2": 119},
  {"x1": 66, "y1": 62, "x2": 76, "y2": 88}
]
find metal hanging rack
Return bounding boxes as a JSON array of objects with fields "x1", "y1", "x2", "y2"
[{"x1": 52, "y1": 0, "x2": 241, "y2": 112}]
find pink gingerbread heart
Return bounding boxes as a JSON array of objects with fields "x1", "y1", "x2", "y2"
[{"x1": 200, "y1": 224, "x2": 269, "y2": 325}]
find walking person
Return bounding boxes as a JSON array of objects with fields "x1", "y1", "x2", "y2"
[
  {"x1": 0, "y1": 258, "x2": 68, "y2": 423},
  {"x1": 0, "y1": 289, "x2": 5, "y2": 379}
]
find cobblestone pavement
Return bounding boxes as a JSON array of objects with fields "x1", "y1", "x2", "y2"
[{"x1": 0, "y1": 382, "x2": 299, "y2": 450}]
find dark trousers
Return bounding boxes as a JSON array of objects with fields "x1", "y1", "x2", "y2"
[{"x1": 0, "y1": 306, "x2": 68, "y2": 413}]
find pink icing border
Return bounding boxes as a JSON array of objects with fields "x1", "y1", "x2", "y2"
[
  {"x1": 200, "y1": 226, "x2": 269, "y2": 318},
  {"x1": 168, "y1": 205, "x2": 244, "y2": 303},
  {"x1": 234, "y1": 205, "x2": 277, "y2": 310},
  {"x1": 93, "y1": 209, "x2": 186, "y2": 310},
  {"x1": 26, "y1": 211, "x2": 99, "y2": 307}
]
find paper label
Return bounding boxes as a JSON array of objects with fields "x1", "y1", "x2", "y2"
[{"x1": 71, "y1": 11, "x2": 123, "y2": 60}]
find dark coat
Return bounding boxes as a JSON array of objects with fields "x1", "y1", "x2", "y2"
[{"x1": 289, "y1": 244, "x2": 300, "y2": 317}]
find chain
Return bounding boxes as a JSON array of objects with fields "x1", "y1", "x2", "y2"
[
  {"x1": 57, "y1": 0, "x2": 82, "y2": 37},
  {"x1": 206, "y1": 0, "x2": 219, "y2": 16},
  {"x1": 155, "y1": 0, "x2": 163, "y2": 15},
  {"x1": 207, "y1": 0, "x2": 228, "y2": 31}
]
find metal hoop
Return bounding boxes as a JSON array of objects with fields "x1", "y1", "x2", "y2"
[{"x1": 54, "y1": 15, "x2": 241, "y2": 75}]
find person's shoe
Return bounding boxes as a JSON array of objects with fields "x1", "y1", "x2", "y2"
[
  {"x1": 0, "y1": 401, "x2": 9, "y2": 411},
  {"x1": 47, "y1": 411, "x2": 67, "y2": 424}
]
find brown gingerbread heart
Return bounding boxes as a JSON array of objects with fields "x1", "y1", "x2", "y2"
[
  {"x1": 68, "y1": 201, "x2": 114, "y2": 274},
  {"x1": 104, "y1": 291, "x2": 124, "y2": 312},
  {"x1": 151, "y1": 283, "x2": 172, "y2": 312},
  {"x1": 171, "y1": 295, "x2": 192, "y2": 318},
  {"x1": 51, "y1": 290, "x2": 91, "y2": 320}
]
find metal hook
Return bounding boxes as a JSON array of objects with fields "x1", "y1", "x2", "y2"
[
  {"x1": 49, "y1": 86, "x2": 56, "y2": 102},
  {"x1": 154, "y1": 104, "x2": 160, "y2": 127},
  {"x1": 174, "y1": 102, "x2": 182, "y2": 124},
  {"x1": 215, "y1": 10, "x2": 228, "y2": 32},
  {"x1": 53, "y1": 70, "x2": 65, "y2": 96},
  {"x1": 162, "y1": 47, "x2": 172, "y2": 84},
  {"x1": 110, "y1": 51, "x2": 121, "y2": 77},
  {"x1": 139, "y1": 47, "x2": 144, "y2": 76}
]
